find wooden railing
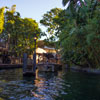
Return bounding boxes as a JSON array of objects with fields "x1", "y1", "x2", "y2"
[{"x1": 10, "y1": 57, "x2": 22, "y2": 64}]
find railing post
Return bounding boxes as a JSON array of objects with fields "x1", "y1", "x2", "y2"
[{"x1": 33, "y1": 51, "x2": 36, "y2": 73}]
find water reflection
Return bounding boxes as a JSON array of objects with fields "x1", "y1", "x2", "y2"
[
  {"x1": 0, "y1": 68, "x2": 100, "y2": 100},
  {"x1": 0, "y1": 69, "x2": 35, "y2": 100},
  {"x1": 0, "y1": 69, "x2": 67, "y2": 100},
  {"x1": 31, "y1": 70, "x2": 67, "y2": 100}
]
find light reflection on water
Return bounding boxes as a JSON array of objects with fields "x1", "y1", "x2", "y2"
[
  {"x1": 32, "y1": 70, "x2": 67, "y2": 100},
  {"x1": 0, "y1": 68, "x2": 100, "y2": 100},
  {"x1": 0, "y1": 69, "x2": 68, "y2": 100}
]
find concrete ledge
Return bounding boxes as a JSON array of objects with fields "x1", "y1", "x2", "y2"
[{"x1": 70, "y1": 66, "x2": 100, "y2": 74}]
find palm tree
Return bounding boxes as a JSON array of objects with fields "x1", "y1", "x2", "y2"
[
  {"x1": 62, "y1": 0, "x2": 77, "y2": 7},
  {"x1": 62, "y1": 0, "x2": 86, "y2": 8},
  {"x1": 62, "y1": 0, "x2": 88, "y2": 26}
]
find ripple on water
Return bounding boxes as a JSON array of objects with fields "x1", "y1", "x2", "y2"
[{"x1": 0, "y1": 69, "x2": 100, "y2": 100}]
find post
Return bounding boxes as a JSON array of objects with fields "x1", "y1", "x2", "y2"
[
  {"x1": 38, "y1": 54, "x2": 39, "y2": 63},
  {"x1": 23, "y1": 53, "x2": 27, "y2": 72},
  {"x1": 33, "y1": 39, "x2": 36, "y2": 73}
]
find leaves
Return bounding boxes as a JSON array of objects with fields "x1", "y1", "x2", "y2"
[
  {"x1": 0, "y1": 7, "x2": 5, "y2": 34},
  {"x1": 57, "y1": 0, "x2": 100, "y2": 67},
  {"x1": 40, "y1": 8, "x2": 62, "y2": 42},
  {"x1": 1, "y1": 5, "x2": 41, "y2": 55}
]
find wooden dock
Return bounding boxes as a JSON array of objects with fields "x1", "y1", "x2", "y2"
[
  {"x1": 0, "y1": 64, "x2": 32, "y2": 70},
  {"x1": 0, "y1": 64, "x2": 22, "y2": 69},
  {"x1": 37, "y1": 63, "x2": 62, "y2": 72},
  {"x1": 0, "y1": 63, "x2": 62, "y2": 74}
]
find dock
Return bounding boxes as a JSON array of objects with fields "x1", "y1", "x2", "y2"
[
  {"x1": 0, "y1": 64, "x2": 32, "y2": 70},
  {"x1": 37, "y1": 63, "x2": 62, "y2": 72},
  {"x1": 0, "y1": 64, "x2": 22, "y2": 69},
  {"x1": 0, "y1": 63, "x2": 62, "y2": 72}
]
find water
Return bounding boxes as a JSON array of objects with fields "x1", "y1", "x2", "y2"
[{"x1": 0, "y1": 68, "x2": 100, "y2": 100}]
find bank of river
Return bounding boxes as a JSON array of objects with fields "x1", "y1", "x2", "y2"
[
  {"x1": 69, "y1": 66, "x2": 100, "y2": 74},
  {"x1": 0, "y1": 68, "x2": 100, "y2": 100}
]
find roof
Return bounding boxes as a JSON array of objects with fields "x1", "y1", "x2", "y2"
[
  {"x1": 44, "y1": 46, "x2": 55, "y2": 50},
  {"x1": 36, "y1": 47, "x2": 47, "y2": 54}
]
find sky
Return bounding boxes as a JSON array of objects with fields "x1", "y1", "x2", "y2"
[{"x1": 0, "y1": 0, "x2": 65, "y2": 23}]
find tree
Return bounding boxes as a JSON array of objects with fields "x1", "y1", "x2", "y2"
[
  {"x1": 40, "y1": 0, "x2": 100, "y2": 68},
  {"x1": 62, "y1": 0, "x2": 87, "y2": 7},
  {"x1": 4, "y1": 5, "x2": 20, "y2": 51},
  {"x1": 16, "y1": 18, "x2": 40, "y2": 55},
  {"x1": 58, "y1": 0, "x2": 100, "y2": 68},
  {"x1": 0, "y1": 7, "x2": 5, "y2": 34},
  {"x1": 3, "y1": 5, "x2": 41, "y2": 56},
  {"x1": 40, "y1": 8, "x2": 62, "y2": 42}
]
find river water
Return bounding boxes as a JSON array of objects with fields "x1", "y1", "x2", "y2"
[{"x1": 0, "y1": 68, "x2": 100, "y2": 100}]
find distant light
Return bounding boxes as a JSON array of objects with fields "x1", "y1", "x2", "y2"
[{"x1": 34, "y1": 37, "x2": 37, "y2": 40}]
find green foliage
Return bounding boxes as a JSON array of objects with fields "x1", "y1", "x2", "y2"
[
  {"x1": 40, "y1": 8, "x2": 62, "y2": 42},
  {"x1": 0, "y1": 7, "x2": 5, "y2": 34},
  {"x1": 58, "y1": 0, "x2": 100, "y2": 68},
  {"x1": 40, "y1": 0, "x2": 100, "y2": 68},
  {"x1": 15, "y1": 18, "x2": 40, "y2": 54},
  {"x1": 1, "y1": 5, "x2": 41, "y2": 55}
]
